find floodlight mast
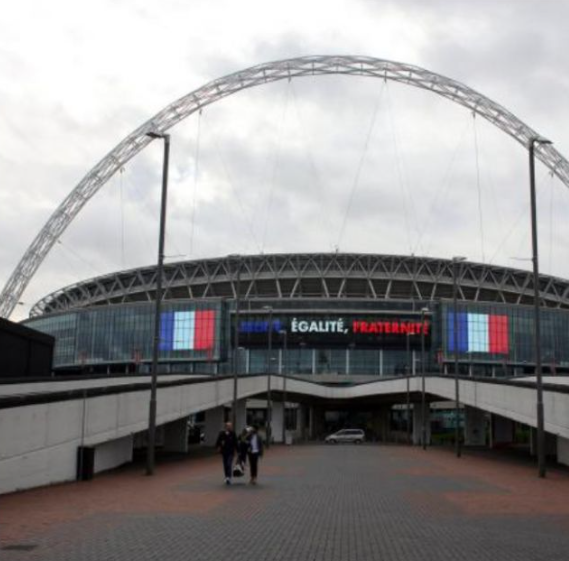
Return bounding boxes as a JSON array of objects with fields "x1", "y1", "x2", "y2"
[
  {"x1": 145, "y1": 131, "x2": 170, "y2": 477},
  {"x1": 2, "y1": 55, "x2": 569, "y2": 318},
  {"x1": 529, "y1": 136, "x2": 553, "y2": 479}
]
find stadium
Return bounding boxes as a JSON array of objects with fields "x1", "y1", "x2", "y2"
[{"x1": 23, "y1": 252, "x2": 569, "y2": 378}]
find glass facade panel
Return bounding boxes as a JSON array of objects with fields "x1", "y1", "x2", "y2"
[
  {"x1": 24, "y1": 296, "x2": 569, "y2": 376},
  {"x1": 442, "y1": 302, "x2": 569, "y2": 370},
  {"x1": 382, "y1": 350, "x2": 408, "y2": 376},
  {"x1": 26, "y1": 301, "x2": 223, "y2": 368},
  {"x1": 350, "y1": 349, "x2": 380, "y2": 375}
]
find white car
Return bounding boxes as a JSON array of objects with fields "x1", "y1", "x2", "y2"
[{"x1": 325, "y1": 429, "x2": 365, "y2": 444}]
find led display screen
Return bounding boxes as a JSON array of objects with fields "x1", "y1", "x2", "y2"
[
  {"x1": 446, "y1": 311, "x2": 509, "y2": 355},
  {"x1": 160, "y1": 310, "x2": 216, "y2": 351},
  {"x1": 237, "y1": 314, "x2": 431, "y2": 350}
]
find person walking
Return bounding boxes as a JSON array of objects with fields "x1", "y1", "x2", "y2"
[
  {"x1": 237, "y1": 428, "x2": 249, "y2": 471},
  {"x1": 215, "y1": 421, "x2": 238, "y2": 485},
  {"x1": 246, "y1": 425, "x2": 264, "y2": 485}
]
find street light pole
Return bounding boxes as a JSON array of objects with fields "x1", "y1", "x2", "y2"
[
  {"x1": 229, "y1": 255, "x2": 242, "y2": 429},
  {"x1": 264, "y1": 305, "x2": 273, "y2": 448},
  {"x1": 529, "y1": 136, "x2": 552, "y2": 478},
  {"x1": 452, "y1": 256, "x2": 466, "y2": 459},
  {"x1": 421, "y1": 307, "x2": 429, "y2": 450},
  {"x1": 145, "y1": 131, "x2": 170, "y2": 476},
  {"x1": 406, "y1": 332, "x2": 412, "y2": 444},
  {"x1": 280, "y1": 329, "x2": 288, "y2": 444}
]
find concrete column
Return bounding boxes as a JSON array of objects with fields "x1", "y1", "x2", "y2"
[
  {"x1": 298, "y1": 403, "x2": 309, "y2": 441},
  {"x1": 412, "y1": 403, "x2": 431, "y2": 446},
  {"x1": 370, "y1": 406, "x2": 390, "y2": 442},
  {"x1": 271, "y1": 402, "x2": 284, "y2": 443},
  {"x1": 204, "y1": 406, "x2": 225, "y2": 446},
  {"x1": 234, "y1": 399, "x2": 247, "y2": 433},
  {"x1": 490, "y1": 414, "x2": 514, "y2": 448},
  {"x1": 309, "y1": 405, "x2": 325, "y2": 440},
  {"x1": 557, "y1": 436, "x2": 569, "y2": 467},
  {"x1": 163, "y1": 417, "x2": 189, "y2": 453},
  {"x1": 464, "y1": 406, "x2": 486, "y2": 447}
]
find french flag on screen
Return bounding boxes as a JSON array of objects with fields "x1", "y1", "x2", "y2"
[
  {"x1": 159, "y1": 310, "x2": 216, "y2": 351},
  {"x1": 447, "y1": 312, "x2": 509, "y2": 354}
]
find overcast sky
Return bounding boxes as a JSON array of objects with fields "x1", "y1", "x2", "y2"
[{"x1": 1, "y1": 0, "x2": 569, "y2": 320}]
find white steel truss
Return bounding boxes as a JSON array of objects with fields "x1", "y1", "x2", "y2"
[
  {"x1": 3, "y1": 55, "x2": 569, "y2": 318},
  {"x1": 29, "y1": 253, "x2": 569, "y2": 316}
]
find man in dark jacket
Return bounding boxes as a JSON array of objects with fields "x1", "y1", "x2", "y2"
[{"x1": 215, "y1": 421, "x2": 238, "y2": 485}]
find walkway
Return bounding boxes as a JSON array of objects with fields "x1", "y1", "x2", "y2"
[{"x1": 2, "y1": 445, "x2": 569, "y2": 560}]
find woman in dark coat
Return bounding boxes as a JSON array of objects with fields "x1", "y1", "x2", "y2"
[{"x1": 246, "y1": 425, "x2": 264, "y2": 485}]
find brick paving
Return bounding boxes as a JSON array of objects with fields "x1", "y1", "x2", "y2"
[{"x1": 2, "y1": 445, "x2": 569, "y2": 560}]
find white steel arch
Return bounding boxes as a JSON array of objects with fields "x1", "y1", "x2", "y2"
[{"x1": 2, "y1": 55, "x2": 568, "y2": 318}]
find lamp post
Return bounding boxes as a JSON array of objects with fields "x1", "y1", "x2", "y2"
[
  {"x1": 228, "y1": 255, "x2": 242, "y2": 429},
  {"x1": 145, "y1": 131, "x2": 170, "y2": 476},
  {"x1": 452, "y1": 256, "x2": 466, "y2": 459},
  {"x1": 263, "y1": 305, "x2": 273, "y2": 448},
  {"x1": 529, "y1": 136, "x2": 552, "y2": 478},
  {"x1": 405, "y1": 332, "x2": 412, "y2": 444},
  {"x1": 279, "y1": 329, "x2": 288, "y2": 444},
  {"x1": 421, "y1": 307, "x2": 429, "y2": 450}
]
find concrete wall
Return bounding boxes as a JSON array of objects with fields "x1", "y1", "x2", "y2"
[
  {"x1": 0, "y1": 400, "x2": 84, "y2": 493},
  {"x1": 94, "y1": 435, "x2": 133, "y2": 473},
  {"x1": 0, "y1": 375, "x2": 267, "y2": 494},
  {"x1": 163, "y1": 417, "x2": 189, "y2": 453},
  {"x1": 490, "y1": 415, "x2": 514, "y2": 448},
  {"x1": 4, "y1": 374, "x2": 569, "y2": 493},
  {"x1": 204, "y1": 406, "x2": 225, "y2": 446}
]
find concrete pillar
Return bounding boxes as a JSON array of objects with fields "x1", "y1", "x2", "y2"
[
  {"x1": 464, "y1": 407, "x2": 486, "y2": 447},
  {"x1": 530, "y1": 427, "x2": 537, "y2": 456},
  {"x1": 309, "y1": 405, "x2": 326, "y2": 440},
  {"x1": 271, "y1": 402, "x2": 284, "y2": 443},
  {"x1": 163, "y1": 417, "x2": 189, "y2": 453},
  {"x1": 490, "y1": 415, "x2": 514, "y2": 448},
  {"x1": 301, "y1": 403, "x2": 312, "y2": 441},
  {"x1": 297, "y1": 404, "x2": 307, "y2": 441},
  {"x1": 557, "y1": 436, "x2": 569, "y2": 467},
  {"x1": 234, "y1": 399, "x2": 247, "y2": 433},
  {"x1": 370, "y1": 407, "x2": 390, "y2": 442},
  {"x1": 204, "y1": 406, "x2": 225, "y2": 446},
  {"x1": 412, "y1": 403, "x2": 431, "y2": 446}
]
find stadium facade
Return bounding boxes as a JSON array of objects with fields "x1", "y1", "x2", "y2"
[{"x1": 22, "y1": 253, "x2": 569, "y2": 378}]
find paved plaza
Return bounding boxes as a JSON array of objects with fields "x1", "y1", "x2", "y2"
[{"x1": 3, "y1": 445, "x2": 569, "y2": 560}]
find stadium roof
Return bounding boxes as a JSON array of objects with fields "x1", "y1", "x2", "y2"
[{"x1": 30, "y1": 253, "x2": 569, "y2": 317}]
